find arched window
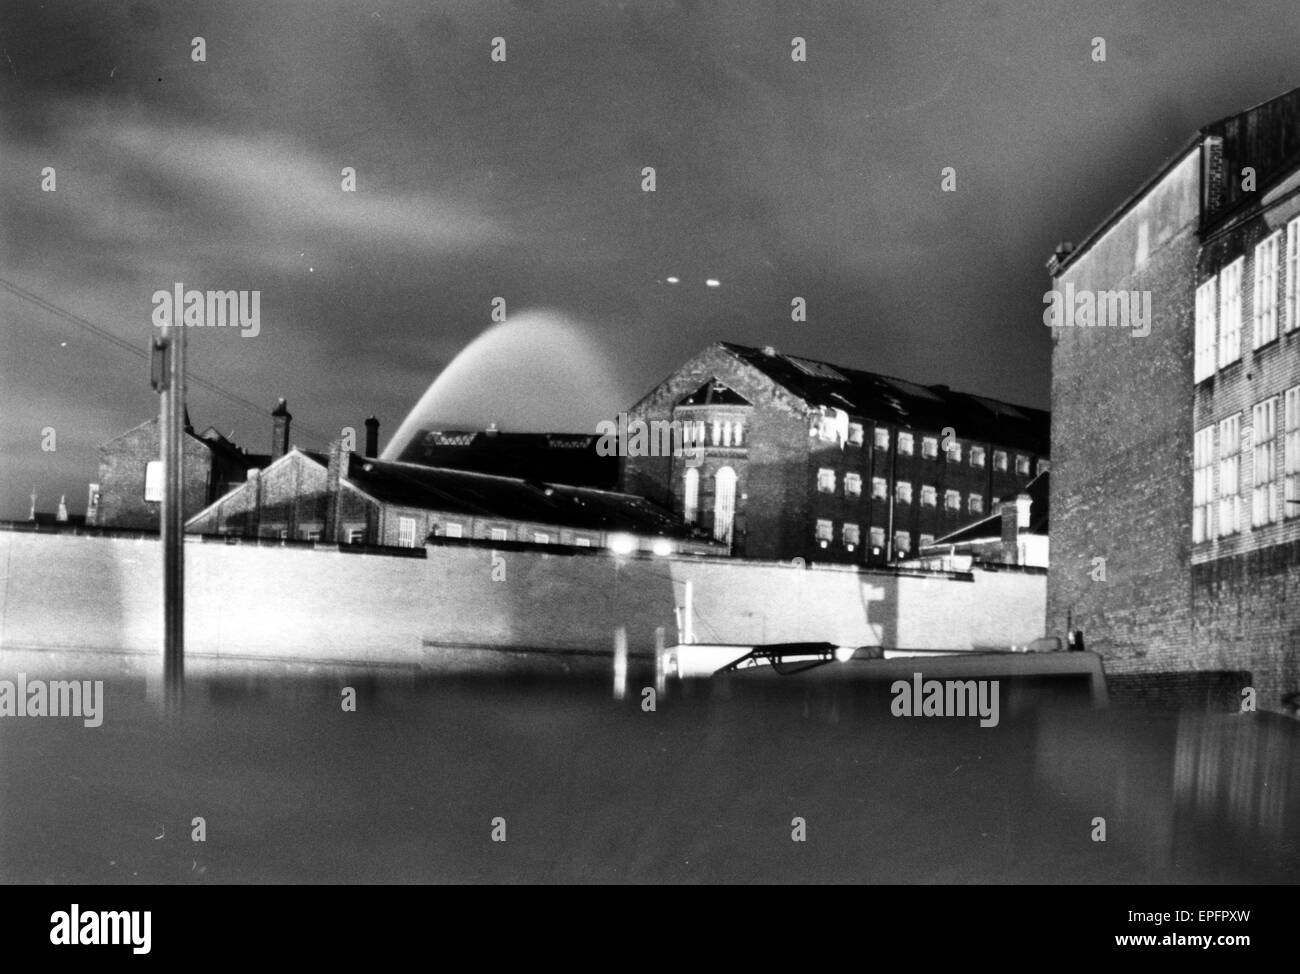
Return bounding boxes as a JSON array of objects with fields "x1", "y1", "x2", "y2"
[
  {"x1": 683, "y1": 467, "x2": 699, "y2": 524},
  {"x1": 713, "y1": 466, "x2": 737, "y2": 545}
]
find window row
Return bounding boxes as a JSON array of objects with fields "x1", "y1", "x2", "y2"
[
  {"x1": 676, "y1": 418, "x2": 746, "y2": 447},
  {"x1": 818, "y1": 469, "x2": 987, "y2": 514},
  {"x1": 1194, "y1": 216, "x2": 1300, "y2": 382},
  {"x1": 813, "y1": 520, "x2": 933, "y2": 555},
  {"x1": 1192, "y1": 387, "x2": 1300, "y2": 543}
]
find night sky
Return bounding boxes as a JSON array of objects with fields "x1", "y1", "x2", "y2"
[{"x1": 2, "y1": 0, "x2": 1298, "y2": 518}]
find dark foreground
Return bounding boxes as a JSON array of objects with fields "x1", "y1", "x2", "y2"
[{"x1": 1, "y1": 673, "x2": 1296, "y2": 884}]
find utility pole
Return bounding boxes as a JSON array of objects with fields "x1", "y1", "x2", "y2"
[{"x1": 152, "y1": 321, "x2": 185, "y2": 710}]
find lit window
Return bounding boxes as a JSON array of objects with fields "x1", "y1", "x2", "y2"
[
  {"x1": 969, "y1": 493, "x2": 984, "y2": 515},
  {"x1": 1286, "y1": 387, "x2": 1300, "y2": 518},
  {"x1": 946, "y1": 439, "x2": 962, "y2": 462},
  {"x1": 346, "y1": 528, "x2": 365, "y2": 544},
  {"x1": 398, "y1": 516, "x2": 418, "y2": 547},
  {"x1": 1218, "y1": 414, "x2": 1240, "y2": 536},
  {"x1": 1218, "y1": 257, "x2": 1243, "y2": 368},
  {"x1": 815, "y1": 519, "x2": 833, "y2": 547},
  {"x1": 444, "y1": 522, "x2": 463, "y2": 539},
  {"x1": 1287, "y1": 218, "x2": 1300, "y2": 334},
  {"x1": 1037, "y1": 459, "x2": 1051, "y2": 473},
  {"x1": 1193, "y1": 425, "x2": 1215, "y2": 543},
  {"x1": 733, "y1": 421, "x2": 744, "y2": 446},
  {"x1": 893, "y1": 531, "x2": 911, "y2": 556},
  {"x1": 712, "y1": 419, "x2": 722, "y2": 446},
  {"x1": 970, "y1": 446, "x2": 986, "y2": 468},
  {"x1": 1252, "y1": 397, "x2": 1278, "y2": 527},
  {"x1": 844, "y1": 473, "x2": 862, "y2": 497},
  {"x1": 994, "y1": 450, "x2": 1008, "y2": 472},
  {"x1": 920, "y1": 485, "x2": 937, "y2": 507},
  {"x1": 1253, "y1": 233, "x2": 1281, "y2": 349},
  {"x1": 301, "y1": 527, "x2": 321, "y2": 541},
  {"x1": 1016, "y1": 454, "x2": 1031, "y2": 476},
  {"x1": 533, "y1": 532, "x2": 550, "y2": 544},
  {"x1": 848, "y1": 423, "x2": 864, "y2": 446},
  {"x1": 1195, "y1": 278, "x2": 1217, "y2": 382},
  {"x1": 895, "y1": 481, "x2": 912, "y2": 505},
  {"x1": 870, "y1": 526, "x2": 885, "y2": 549},
  {"x1": 713, "y1": 467, "x2": 737, "y2": 545},
  {"x1": 922, "y1": 437, "x2": 938, "y2": 459},
  {"x1": 683, "y1": 467, "x2": 699, "y2": 523},
  {"x1": 919, "y1": 534, "x2": 935, "y2": 549},
  {"x1": 144, "y1": 460, "x2": 162, "y2": 502},
  {"x1": 874, "y1": 427, "x2": 890, "y2": 450},
  {"x1": 944, "y1": 489, "x2": 961, "y2": 511},
  {"x1": 574, "y1": 537, "x2": 593, "y2": 547},
  {"x1": 490, "y1": 527, "x2": 509, "y2": 542},
  {"x1": 897, "y1": 432, "x2": 914, "y2": 456},
  {"x1": 842, "y1": 523, "x2": 860, "y2": 549},
  {"x1": 871, "y1": 477, "x2": 888, "y2": 500},
  {"x1": 817, "y1": 468, "x2": 836, "y2": 493}
]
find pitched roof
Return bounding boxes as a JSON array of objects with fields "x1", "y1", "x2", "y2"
[
  {"x1": 316, "y1": 452, "x2": 693, "y2": 538},
  {"x1": 928, "y1": 471, "x2": 1050, "y2": 547},
  {"x1": 720, "y1": 342, "x2": 1050, "y2": 454}
]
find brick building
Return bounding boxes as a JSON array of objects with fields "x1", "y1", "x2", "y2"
[
  {"x1": 88, "y1": 401, "x2": 285, "y2": 530},
  {"x1": 1047, "y1": 85, "x2": 1300, "y2": 708},
  {"x1": 187, "y1": 439, "x2": 721, "y2": 556},
  {"x1": 621, "y1": 342, "x2": 1048, "y2": 564}
]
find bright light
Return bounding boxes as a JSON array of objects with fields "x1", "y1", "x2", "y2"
[
  {"x1": 651, "y1": 539, "x2": 673, "y2": 557},
  {"x1": 607, "y1": 533, "x2": 636, "y2": 555},
  {"x1": 666, "y1": 276, "x2": 680, "y2": 284},
  {"x1": 834, "y1": 646, "x2": 856, "y2": 663},
  {"x1": 705, "y1": 278, "x2": 720, "y2": 287}
]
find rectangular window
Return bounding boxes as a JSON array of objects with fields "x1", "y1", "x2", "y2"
[
  {"x1": 1252, "y1": 397, "x2": 1278, "y2": 527},
  {"x1": 1286, "y1": 386, "x2": 1300, "y2": 518},
  {"x1": 874, "y1": 427, "x2": 890, "y2": 450},
  {"x1": 994, "y1": 450, "x2": 1008, "y2": 472},
  {"x1": 1193, "y1": 425, "x2": 1215, "y2": 543},
  {"x1": 944, "y1": 489, "x2": 961, "y2": 511},
  {"x1": 1218, "y1": 257, "x2": 1243, "y2": 367},
  {"x1": 1253, "y1": 233, "x2": 1281, "y2": 349},
  {"x1": 897, "y1": 432, "x2": 914, "y2": 456},
  {"x1": 1287, "y1": 218, "x2": 1300, "y2": 333},
  {"x1": 1218, "y1": 414, "x2": 1240, "y2": 536},
  {"x1": 533, "y1": 531, "x2": 550, "y2": 544},
  {"x1": 732, "y1": 420, "x2": 743, "y2": 446},
  {"x1": 301, "y1": 527, "x2": 321, "y2": 541},
  {"x1": 870, "y1": 526, "x2": 885, "y2": 549},
  {"x1": 920, "y1": 484, "x2": 937, "y2": 507},
  {"x1": 815, "y1": 519, "x2": 833, "y2": 547},
  {"x1": 895, "y1": 481, "x2": 912, "y2": 505},
  {"x1": 946, "y1": 440, "x2": 962, "y2": 462},
  {"x1": 968, "y1": 493, "x2": 984, "y2": 515},
  {"x1": 346, "y1": 528, "x2": 365, "y2": 544},
  {"x1": 919, "y1": 533, "x2": 935, "y2": 549},
  {"x1": 970, "y1": 446, "x2": 986, "y2": 468},
  {"x1": 817, "y1": 468, "x2": 836, "y2": 493},
  {"x1": 398, "y1": 516, "x2": 418, "y2": 547},
  {"x1": 574, "y1": 537, "x2": 593, "y2": 547},
  {"x1": 1195, "y1": 278, "x2": 1218, "y2": 382},
  {"x1": 1037, "y1": 459, "x2": 1051, "y2": 474},
  {"x1": 489, "y1": 527, "x2": 509, "y2": 542},
  {"x1": 871, "y1": 476, "x2": 888, "y2": 500},
  {"x1": 893, "y1": 531, "x2": 911, "y2": 556},
  {"x1": 921, "y1": 436, "x2": 938, "y2": 459},
  {"x1": 1016, "y1": 454, "x2": 1030, "y2": 476},
  {"x1": 444, "y1": 522, "x2": 463, "y2": 539},
  {"x1": 842, "y1": 523, "x2": 860, "y2": 549},
  {"x1": 144, "y1": 460, "x2": 163, "y2": 502},
  {"x1": 847, "y1": 423, "x2": 864, "y2": 446},
  {"x1": 844, "y1": 472, "x2": 862, "y2": 497}
]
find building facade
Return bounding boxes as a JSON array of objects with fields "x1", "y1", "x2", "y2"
[
  {"x1": 1047, "y1": 85, "x2": 1300, "y2": 707},
  {"x1": 621, "y1": 342, "x2": 1048, "y2": 565}
]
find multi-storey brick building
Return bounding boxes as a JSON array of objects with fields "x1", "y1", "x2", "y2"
[
  {"x1": 621, "y1": 342, "x2": 1049, "y2": 564},
  {"x1": 1047, "y1": 85, "x2": 1300, "y2": 708}
]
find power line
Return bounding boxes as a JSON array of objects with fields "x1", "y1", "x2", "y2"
[{"x1": 0, "y1": 276, "x2": 334, "y2": 446}]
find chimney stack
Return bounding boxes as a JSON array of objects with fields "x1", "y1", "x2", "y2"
[
  {"x1": 323, "y1": 437, "x2": 350, "y2": 542},
  {"x1": 1000, "y1": 500, "x2": 1020, "y2": 564},
  {"x1": 271, "y1": 399, "x2": 292, "y2": 460},
  {"x1": 364, "y1": 416, "x2": 380, "y2": 458}
]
